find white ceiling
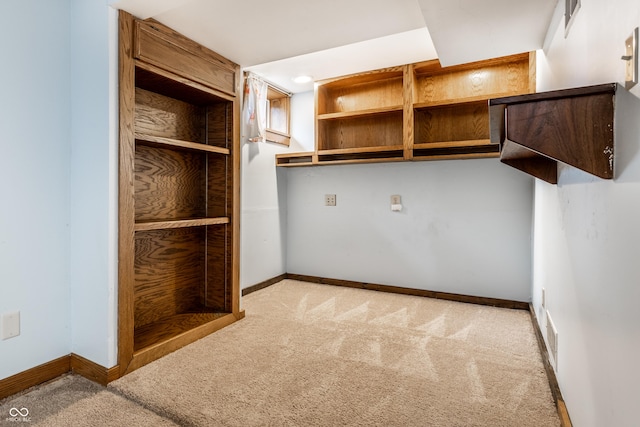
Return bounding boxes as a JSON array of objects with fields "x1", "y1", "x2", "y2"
[{"x1": 110, "y1": 0, "x2": 559, "y2": 93}]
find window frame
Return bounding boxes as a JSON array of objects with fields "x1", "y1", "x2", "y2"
[{"x1": 265, "y1": 85, "x2": 291, "y2": 146}]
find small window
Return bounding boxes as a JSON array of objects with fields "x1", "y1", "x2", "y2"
[
  {"x1": 266, "y1": 86, "x2": 291, "y2": 146},
  {"x1": 564, "y1": 0, "x2": 580, "y2": 36}
]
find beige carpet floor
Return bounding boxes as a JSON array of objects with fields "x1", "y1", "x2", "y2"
[
  {"x1": 0, "y1": 374, "x2": 178, "y2": 426},
  {"x1": 1, "y1": 280, "x2": 560, "y2": 426}
]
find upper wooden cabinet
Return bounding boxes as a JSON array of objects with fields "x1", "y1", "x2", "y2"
[
  {"x1": 277, "y1": 52, "x2": 535, "y2": 166},
  {"x1": 134, "y1": 19, "x2": 237, "y2": 96},
  {"x1": 490, "y1": 83, "x2": 617, "y2": 184}
]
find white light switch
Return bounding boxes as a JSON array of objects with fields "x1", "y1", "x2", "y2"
[
  {"x1": 623, "y1": 27, "x2": 638, "y2": 90},
  {"x1": 2, "y1": 311, "x2": 20, "y2": 340}
]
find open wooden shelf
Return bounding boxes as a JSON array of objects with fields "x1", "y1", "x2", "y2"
[
  {"x1": 278, "y1": 52, "x2": 535, "y2": 167},
  {"x1": 275, "y1": 151, "x2": 315, "y2": 167},
  {"x1": 118, "y1": 12, "x2": 241, "y2": 377},
  {"x1": 490, "y1": 83, "x2": 617, "y2": 183},
  {"x1": 317, "y1": 105, "x2": 404, "y2": 121},
  {"x1": 135, "y1": 133, "x2": 230, "y2": 155},
  {"x1": 134, "y1": 217, "x2": 229, "y2": 231},
  {"x1": 133, "y1": 311, "x2": 229, "y2": 352}
]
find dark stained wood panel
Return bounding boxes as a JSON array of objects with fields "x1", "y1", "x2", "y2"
[
  {"x1": 207, "y1": 102, "x2": 233, "y2": 149},
  {"x1": 206, "y1": 224, "x2": 229, "y2": 311},
  {"x1": 207, "y1": 154, "x2": 230, "y2": 218},
  {"x1": 507, "y1": 93, "x2": 614, "y2": 178},
  {"x1": 135, "y1": 145, "x2": 206, "y2": 222},
  {"x1": 134, "y1": 228, "x2": 205, "y2": 328},
  {"x1": 490, "y1": 83, "x2": 617, "y2": 183}
]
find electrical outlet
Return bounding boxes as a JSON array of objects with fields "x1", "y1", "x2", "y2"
[
  {"x1": 390, "y1": 195, "x2": 401, "y2": 205},
  {"x1": 2, "y1": 311, "x2": 20, "y2": 340},
  {"x1": 324, "y1": 194, "x2": 336, "y2": 206}
]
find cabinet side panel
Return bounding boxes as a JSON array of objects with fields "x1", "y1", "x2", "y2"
[
  {"x1": 134, "y1": 228, "x2": 205, "y2": 328},
  {"x1": 207, "y1": 102, "x2": 232, "y2": 149},
  {"x1": 118, "y1": 9, "x2": 136, "y2": 375},
  {"x1": 206, "y1": 224, "x2": 229, "y2": 311},
  {"x1": 207, "y1": 154, "x2": 229, "y2": 218}
]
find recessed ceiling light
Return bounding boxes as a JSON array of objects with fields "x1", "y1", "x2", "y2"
[{"x1": 293, "y1": 75, "x2": 313, "y2": 84}]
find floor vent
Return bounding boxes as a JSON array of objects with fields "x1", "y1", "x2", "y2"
[{"x1": 546, "y1": 310, "x2": 558, "y2": 370}]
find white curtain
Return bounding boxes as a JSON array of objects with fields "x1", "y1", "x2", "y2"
[{"x1": 242, "y1": 74, "x2": 268, "y2": 143}]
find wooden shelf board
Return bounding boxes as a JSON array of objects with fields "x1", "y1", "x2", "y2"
[
  {"x1": 413, "y1": 90, "x2": 533, "y2": 110},
  {"x1": 318, "y1": 145, "x2": 404, "y2": 155},
  {"x1": 413, "y1": 152, "x2": 499, "y2": 161},
  {"x1": 489, "y1": 83, "x2": 617, "y2": 107},
  {"x1": 276, "y1": 162, "x2": 315, "y2": 167},
  {"x1": 413, "y1": 52, "x2": 531, "y2": 75},
  {"x1": 317, "y1": 105, "x2": 403, "y2": 120},
  {"x1": 413, "y1": 139, "x2": 493, "y2": 149},
  {"x1": 414, "y1": 97, "x2": 489, "y2": 110},
  {"x1": 315, "y1": 157, "x2": 407, "y2": 166},
  {"x1": 276, "y1": 151, "x2": 314, "y2": 159},
  {"x1": 275, "y1": 151, "x2": 315, "y2": 167},
  {"x1": 135, "y1": 133, "x2": 230, "y2": 155},
  {"x1": 133, "y1": 311, "x2": 230, "y2": 353},
  {"x1": 134, "y1": 217, "x2": 229, "y2": 231},
  {"x1": 135, "y1": 60, "x2": 236, "y2": 103},
  {"x1": 317, "y1": 67, "x2": 404, "y2": 88}
]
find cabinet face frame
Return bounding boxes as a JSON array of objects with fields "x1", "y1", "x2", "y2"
[{"x1": 117, "y1": 10, "x2": 241, "y2": 377}]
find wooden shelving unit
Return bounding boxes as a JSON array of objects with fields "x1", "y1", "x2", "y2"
[
  {"x1": 276, "y1": 52, "x2": 536, "y2": 167},
  {"x1": 118, "y1": 12, "x2": 242, "y2": 376},
  {"x1": 489, "y1": 83, "x2": 618, "y2": 184}
]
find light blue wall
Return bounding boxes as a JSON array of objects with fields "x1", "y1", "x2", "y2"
[
  {"x1": 286, "y1": 90, "x2": 534, "y2": 301},
  {"x1": 0, "y1": 0, "x2": 118, "y2": 379},
  {"x1": 0, "y1": 0, "x2": 72, "y2": 378},
  {"x1": 68, "y1": 1, "x2": 118, "y2": 368}
]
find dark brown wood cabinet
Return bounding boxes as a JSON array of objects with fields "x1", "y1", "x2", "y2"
[
  {"x1": 489, "y1": 83, "x2": 617, "y2": 183},
  {"x1": 118, "y1": 11, "x2": 242, "y2": 376}
]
